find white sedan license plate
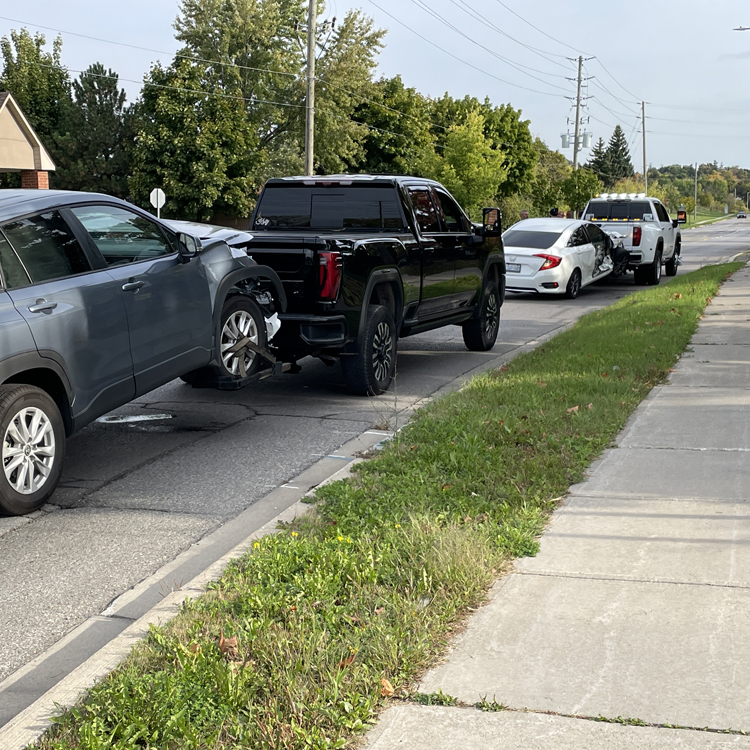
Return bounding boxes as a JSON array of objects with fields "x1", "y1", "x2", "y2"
[{"x1": 507, "y1": 263, "x2": 521, "y2": 273}]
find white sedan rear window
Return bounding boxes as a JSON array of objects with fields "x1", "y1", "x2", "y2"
[{"x1": 503, "y1": 229, "x2": 562, "y2": 250}]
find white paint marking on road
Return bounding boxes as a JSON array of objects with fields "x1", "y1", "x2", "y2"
[{"x1": 97, "y1": 414, "x2": 174, "y2": 424}]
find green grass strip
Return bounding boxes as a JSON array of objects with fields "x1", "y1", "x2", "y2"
[{"x1": 37, "y1": 263, "x2": 741, "y2": 750}]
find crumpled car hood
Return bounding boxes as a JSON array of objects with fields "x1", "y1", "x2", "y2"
[{"x1": 162, "y1": 219, "x2": 253, "y2": 248}]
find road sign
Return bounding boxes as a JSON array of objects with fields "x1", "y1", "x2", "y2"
[{"x1": 149, "y1": 188, "x2": 166, "y2": 218}]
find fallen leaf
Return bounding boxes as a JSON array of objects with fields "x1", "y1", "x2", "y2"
[
  {"x1": 500, "y1": 366, "x2": 509, "y2": 372},
  {"x1": 380, "y1": 678, "x2": 395, "y2": 697},
  {"x1": 339, "y1": 654, "x2": 355, "y2": 668},
  {"x1": 189, "y1": 643, "x2": 201, "y2": 654},
  {"x1": 601, "y1": 372, "x2": 609, "y2": 378},
  {"x1": 464, "y1": 514, "x2": 472, "y2": 523},
  {"x1": 587, "y1": 403, "x2": 593, "y2": 410},
  {"x1": 219, "y1": 631, "x2": 240, "y2": 660},
  {"x1": 441, "y1": 483, "x2": 452, "y2": 490},
  {"x1": 375, "y1": 607, "x2": 386, "y2": 615},
  {"x1": 537, "y1": 381, "x2": 547, "y2": 388},
  {"x1": 566, "y1": 405, "x2": 579, "y2": 413},
  {"x1": 673, "y1": 293, "x2": 682, "y2": 299}
]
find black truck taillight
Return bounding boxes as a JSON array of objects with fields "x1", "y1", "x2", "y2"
[
  {"x1": 632, "y1": 226, "x2": 642, "y2": 246},
  {"x1": 319, "y1": 251, "x2": 343, "y2": 300}
]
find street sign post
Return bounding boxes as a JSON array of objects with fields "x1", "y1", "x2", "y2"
[{"x1": 149, "y1": 188, "x2": 166, "y2": 219}]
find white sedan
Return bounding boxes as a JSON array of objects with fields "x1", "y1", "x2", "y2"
[{"x1": 502, "y1": 218, "x2": 614, "y2": 299}]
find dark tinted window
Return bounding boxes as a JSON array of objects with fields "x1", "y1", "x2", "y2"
[
  {"x1": 434, "y1": 189, "x2": 467, "y2": 232},
  {"x1": 408, "y1": 188, "x2": 441, "y2": 233},
  {"x1": 0, "y1": 232, "x2": 30, "y2": 289},
  {"x1": 70, "y1": 205, "x2": 173, "y2": 266},
  {"x1": 253, "y1": 185, "x2": 404, "y2": 230},
  {"x1": 586, "y1": 201, "x2": 653, "y2": 221},
  {"x1": 584, "y1": 224, "x2": 605, "y2": 244},
  {"x1": 655, "y1": 202, "x2": 670, "y2": 222},
  {"x1": 502, "y1": 229, "x2": 563, "y2": 250},
  {"x1": 568, "y1": 226, "x2": 589, "y2": 247},
  {"x1": 3, "y1": 212, "x2": 91, "y2": 284}
]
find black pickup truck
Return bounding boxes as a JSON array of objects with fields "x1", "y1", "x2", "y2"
[{"x1": 246, "y1": 175, "x2": 506, "y2": 395}]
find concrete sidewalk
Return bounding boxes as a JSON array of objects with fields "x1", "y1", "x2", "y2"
[{"x1": 366, "y1": 265, "x2": 750, "y2": 749}]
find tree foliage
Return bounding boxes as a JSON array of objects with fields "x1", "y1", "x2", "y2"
[
  {"x1": 419, "y1": 109, "x2": 509, "y2": 219},
  {"x1": 53, "y1": 64, "x2": 132, "y2": 197},
  {"x1": 562, "y1": 168, "x2": 602, "y2": 214},
  {"x1": 129, "y1": 58, "x2": 258, "y2": 220}
]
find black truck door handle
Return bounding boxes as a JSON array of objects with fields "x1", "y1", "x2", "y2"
[{"x1": 122, "y1": 280, "x2": 145, "y2": 292}]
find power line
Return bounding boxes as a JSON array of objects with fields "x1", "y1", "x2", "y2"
[
  {"x1": 363, "y1": 0, "x2": 568, "y2": 98},
  {"x1": 405, "y1": 0, "x2": 569, "y2": 89},
  {"x1": 37, "y1": 61, "x2": 305, "y2": 109},
  {"x1": 0, "y1": 15, "x2": 299, "y2": 79},
  {"x1": 450, "y1": 0, "x2": 572, "y2": 70},
  {"x1": 1, "y1": 14, "x2": 458, "y2": 140}
]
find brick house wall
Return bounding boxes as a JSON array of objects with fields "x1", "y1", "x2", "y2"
[{"x1": 20, "y1": 170, "x2": 49, "y2": 189}]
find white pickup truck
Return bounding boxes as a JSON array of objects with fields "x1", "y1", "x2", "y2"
[{"x1": 582, "y1": 193, "x2": 684, "y2": 285}]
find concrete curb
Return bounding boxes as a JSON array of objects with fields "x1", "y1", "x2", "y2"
[{"x1": 0, "y1": 457, "x2": 362, "y2": 750}]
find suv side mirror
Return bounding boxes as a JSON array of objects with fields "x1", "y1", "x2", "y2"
[
  {"x1": 482, "y1": 207, "x2": 502, "y2": 237},
  {"x1": 177, "y1": 232, "x2": 202, "y2": 262},
  {"x1": 676, "y1": 210, "x2": 687, "y2": 225}
]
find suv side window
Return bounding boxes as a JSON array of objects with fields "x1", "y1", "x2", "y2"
[
  {"x1": 70, "y1": 205, "x2": 174, "y2": 266},
  {"x1": 434, "y1": 189, "x2": 468, "y2": 232},
  {"x1": 407, "y1": 188, "x2": 441, "y2": 234},
  {"x1": 2, "y1": 211, "x2": 92, "y2": 284},
  {"x1": 568, "y1": 226, "x2": 589, "y2": 247},
  {"x1": 0, "y1": 231, "x2": 31, "y2": 289}
]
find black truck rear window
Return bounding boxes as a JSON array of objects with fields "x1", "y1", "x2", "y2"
[
  {"x1": 586, "y1": 201, "x2": 652, "y2": 221},
  {"x1": 253, "y1": 185, "x2": 405, "y2": 230}
]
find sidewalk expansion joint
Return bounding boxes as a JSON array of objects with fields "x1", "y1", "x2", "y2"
[
  {"x1": 402, "y1": 696, "x2": 749, "y2": 736},
  {"x1": 517, "y1": 570, "x2": 750, "y2": 590},
  {"x1": 619, "y1": 445, "x2": 750, "y2": 453}
]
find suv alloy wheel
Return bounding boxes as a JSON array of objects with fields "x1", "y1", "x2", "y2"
[{"x1": 0, "y1": 384, "x2": 66, "y2": 516}]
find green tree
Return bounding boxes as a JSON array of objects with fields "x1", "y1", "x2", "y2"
[
  {"x1": 529, "y1": 138, "x2": 571, "y2": 215},
  {"x1": 586, "y1": 137, "x2": 610, "y2": 187},
  {"x1": 353, "y1": 75, "x2": 435, "y2": 175},
  {"x1": 562, "y1": 169, "x2": 602, "y2": 214},
  {"x1": 129, "y1": 58, "x2": 258, "y2": 221},
  {"x1": 172, "y1": 0, "x2": 383, "y2": 184},
  {"x1": 53, "y1": 64, "x2": 132, "y2": 197},
  {"x1": 430, "y1": 94, "x2": 536, "y2": 198},
  {"x1": 604, "y1": 125, "x2": 634, "y2": 184},
  {"x1": 419, "y1": 109, "x2": 508, "y2": 219},
  {"x1": 0, "y1": 28, "x2": 70, "y2": 140}
]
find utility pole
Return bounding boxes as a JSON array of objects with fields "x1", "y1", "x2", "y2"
[
  {"x1": 694, "y1": 163, "x2": 699, "y2": 222},
  {"x1": 304, "y1": 0, "x2": 317, "y2": 176},
  {"x1": 573, "y1": 56, "x2": 583, "y2": 170},
  {"x1": 641, "y1": 101, "x2": 647, "y2": 194}
]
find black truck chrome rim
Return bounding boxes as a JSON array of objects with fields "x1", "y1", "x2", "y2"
[
  {"x1": 485, "y1": 292, "x2": 499, "y2": 337},
  {"x1": 372, "y1": 322, "x2": 393, "y2": 382}
]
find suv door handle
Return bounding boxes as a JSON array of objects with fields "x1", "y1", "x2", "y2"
[
  {"x1": 121, "y1": 280, "x2": 145, "y2": 292},
  {"x1": 28, "y1": 300, "x2": 58, "y2": 313}
]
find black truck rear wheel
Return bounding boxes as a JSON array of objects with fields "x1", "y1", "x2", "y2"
[{"x1": 341, "y1": 305, "x2": 397, "y2": 396}]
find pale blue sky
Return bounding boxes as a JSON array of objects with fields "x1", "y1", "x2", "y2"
[{"x1": 2, "y1": 0, "x2": 750, "y2": 170}]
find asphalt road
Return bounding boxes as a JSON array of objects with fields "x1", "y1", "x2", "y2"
[{"x1": 0, "y1": 217, "x2": 747, "y2": 726}]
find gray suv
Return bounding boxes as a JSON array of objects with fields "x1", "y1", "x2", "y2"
[{"x1": 0, "y1": 190, "x2": 286, "y2": 516}]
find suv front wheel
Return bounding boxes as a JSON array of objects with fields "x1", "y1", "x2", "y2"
[{"x1": 0, "y1": 384, "x2": 65, "y2": 516}]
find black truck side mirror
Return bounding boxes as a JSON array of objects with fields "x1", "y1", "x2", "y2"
[{"x1": 482, "y1": 207, "x2": 502, "y2": 237}]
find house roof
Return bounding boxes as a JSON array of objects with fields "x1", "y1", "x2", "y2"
[{"x1": 0, "y1": 91, "x2": 56, "y2": 173}]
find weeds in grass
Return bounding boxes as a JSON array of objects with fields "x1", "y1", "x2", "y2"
[{"x1": 35, "y1": 264, "x2": 741, "y2": 750}]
